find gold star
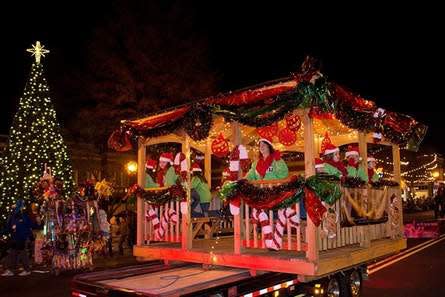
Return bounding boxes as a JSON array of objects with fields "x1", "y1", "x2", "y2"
[{"x1": 26, "y1": 41, "x2": 50, "y2": 64}]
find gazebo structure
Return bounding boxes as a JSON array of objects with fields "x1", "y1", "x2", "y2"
[{"x1": 109, "y1": 57, "x2": 426, "y2": 277}]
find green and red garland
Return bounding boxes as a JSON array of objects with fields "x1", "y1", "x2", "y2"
[
  {"x1": 109, "y1": 57, "x2": 427, "y2": 153},
  {"x1": 219, "y1": 175, "x2": 342, "y2": 227}
]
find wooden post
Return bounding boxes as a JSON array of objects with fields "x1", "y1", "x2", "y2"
[
  {"x1": 303, "y1": 109, "x2": 319, "y2": 262},
  {"x1": 232, "y1": 121, "x2": 242, "y2": 254},
  {"x1": 205, "y1": 138, "x2": 212, "y2": 189},
  {"x1": 182, "y1": 135, "x2": 193, "y2": 250},
  {"x1": 392, "y1": 144, "x2": 403, "y2": 236},
  {"x1": 136, "y1": 138, "x2": 146, "y2": 246},
  {"x1": 358, "y1": 132, "x2": 371, "y2": 247},
  {"x1": 358, "y1": 132, "x2": 369, "y2": 181}
]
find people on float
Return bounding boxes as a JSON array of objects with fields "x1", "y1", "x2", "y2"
[
  {"x1": 145, "y1": 159, "x2": 159, "y2": 188},
  {"x1": 315, "y1": 158, "x2": 325, "y2": 174},
  {"x1": 345, "y1": 145, "x2": 368, "y2": 182},
  {"x1": 156, "y1": 152, "x2": 178, "y2": 187},
  {"x1": 367, "y1": 156, "x2": 381, "y2": 183},
  {"x1": 190, "y1": 163, "x2": 212, "y2": 217},
  {"x1": 321, "y1": 138, "x2": 347, "y2": 179},
  {"x1": 245, "y1": 137, "x2": 288, "y2": 181}
]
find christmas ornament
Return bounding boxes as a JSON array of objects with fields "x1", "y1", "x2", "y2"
[
  {"x1": 278, "y1": 128, "x2": 297, "y2": 146},
  {"x1": 257, "y1": 123, "x2": 278, "y2": 139},
  {"x1": 285, "y1": 113, "x2": 301, "y2": 132},
  {"x1": 211, "y1": 133, "x2": 230, "y2": 158}
]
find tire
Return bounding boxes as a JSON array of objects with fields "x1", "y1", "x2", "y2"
[
  {"x1": 326, "y1": 276, "x2": 341, "y2": 297},
  {"x1": 347, "y1": 269, "x2": 363, "y2": 297}
]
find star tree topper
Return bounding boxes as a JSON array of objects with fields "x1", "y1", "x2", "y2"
[{"x1": 26, "y1": 41, "x2": 50, "y2": 64}]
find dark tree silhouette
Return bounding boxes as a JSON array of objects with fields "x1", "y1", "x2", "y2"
[{"x1": 68, "y1": 0, "x2": 219, "y2": 177}]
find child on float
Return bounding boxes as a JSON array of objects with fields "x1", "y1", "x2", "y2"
[
  {"x1": 321, "y1": 138, "x2": 347, "y2": 179},
  {"x1": 145, "y1": 159, "x2": 158, "y2": 188},
  {"x1": 367, "y1": 155, "x2": 381, "y2": 183},
  {"x1": 156, "y1": 152, "x2": 178, "y2": 187}
]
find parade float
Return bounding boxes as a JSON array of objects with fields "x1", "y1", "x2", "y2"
[{"x1": 107, "y1": 56, "x2": 426, "y2": 289}]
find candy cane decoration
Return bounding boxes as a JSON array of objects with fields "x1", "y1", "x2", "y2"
[
  {"x1": 158, "y1": 208, "x2": 178, "y2": 239},
  {"x1": 146, "y1": 205, "x2": 178, "y2": 240},
  {"x1": 146, "y1": 205, "x2": 160, "y2": 240},
  {"x1": 251, "y1": 207, "x2": 299, "y2": 250},
  {"x1": 251, "y1": 208, "x2": 275, "y2": 250}
]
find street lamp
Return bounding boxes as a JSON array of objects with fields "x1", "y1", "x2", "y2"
[{"x1": 126, "y1": 161, "x2": 138, "y2": 175}]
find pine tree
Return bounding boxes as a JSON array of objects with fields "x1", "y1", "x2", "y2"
[{"x1": 0, "y1": 42, "x2": 74, "y2": 223}]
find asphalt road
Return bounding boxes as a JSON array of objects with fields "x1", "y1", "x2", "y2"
[{"x1": 363, "y1": 236, "x2": 445, "y2": 297}]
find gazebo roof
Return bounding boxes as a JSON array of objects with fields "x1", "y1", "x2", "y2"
[{"x1": 110, "y1": 58, "x2": 427, "y2": 152}]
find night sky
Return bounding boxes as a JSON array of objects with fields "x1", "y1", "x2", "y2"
[{"x1": 1, "y1": 2, "x2": 443, "y2": 151}]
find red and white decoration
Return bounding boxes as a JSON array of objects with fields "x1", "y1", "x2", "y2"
[
  {"x1": 146, "y1": 205, "x2": 178, "y2": 240},
  {"x1": 174, "y1": 152, "x2": 188, "y2": 172},
  {"x1": 250, "y1": 207, "x2": 300, "y2": 251}
]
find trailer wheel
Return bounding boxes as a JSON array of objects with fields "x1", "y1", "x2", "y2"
[
  {"x1": 326, "y1": 277, "x2": 341, "y2": 297},
  {"x1": 348, "y1": 269, "x2": 362, "y2": 297}
]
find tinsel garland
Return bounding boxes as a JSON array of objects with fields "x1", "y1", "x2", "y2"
[
  {"x1": 219, "y1": 175, "x2": 341, "y2": 211},
  {"x1": 127, "y1": 184, "x2": 186, "y2": 205},
  {"x1": 370, "y1": 179, "x2": 399, "y2": 189},
  {"x1": 183, "y1": 104, "x2": 213, "y2": 141},
  {"x1": 342, "y1": 177, "x2": 367, "y2": 188}
]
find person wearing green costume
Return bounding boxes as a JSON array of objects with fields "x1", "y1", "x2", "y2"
[
  {"x1": 190, "y1": 163, "x2": 212, "y2": 217},
  {"x1": 155, "y1": 152, "x2": 178, "y2": 187},
  {"x1": 321, "y1": 136, "x2": 347, "y2": 179},
  {"x1": 367, "y1": 155, "x2": 381, "y2": 183},
  {"x1": 345, "y1": 145, "x2": 368, "y2": 182},
  {"x1": 145, "y1": 159, "x2": 159, "y2": 188},
  {"x1": 245, "y1": 137, "x2": 288, "y2": 181}
]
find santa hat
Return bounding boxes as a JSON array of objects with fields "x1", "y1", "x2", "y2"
[
  {"x1": 345, "y1": 145, "x2": 359, "y2": 158},
  {"x1": 174, "y1": 152, "x2": 188, "y2": 172},
  {"x1": 367, "y1": 155, "x2": 376, "y2": 162},
  {"x1": 222, "y1": 168, "x2": 231, "y2": 177},
  {"x1": 321, "y1": 133, "x2": 339, "y2": 155},
  {"x1": 145, "y1": 159, "x2": 157, "y2": 170},
  {"x1": 191, "y1": 163, "x2": 202, "y2": 172},
  {"x1": 315, "y1": 158, "x2": 324, "y2": 169},
  {"x1": 159, "y1": 152, "x2": 174, "y2": 164},
  {"x1": 259, "y1": 136, "x2": 273, "y2": 147}
]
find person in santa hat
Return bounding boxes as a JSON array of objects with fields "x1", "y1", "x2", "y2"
[
  {"x1": 190, "y1": 163, "x2": 212, "y2": 217},
  {"x1": 367, "y1": 156, "x2": 381, "y2": 183},
  {"x1": 156, "y1": 152, "x2": 178, "y2": 187},
  {"x1": 145, "y1": 159, "x2": 159, "y2": 188},
  {"x1": 245, "y1": 137, "x2": 288, "y2": 181},
  {"x1": 345, "y1": 145, "x2": 368, "y2": 182},
  {"x1": 321, "y1": 136, "x2": 347, "y2": 179}
]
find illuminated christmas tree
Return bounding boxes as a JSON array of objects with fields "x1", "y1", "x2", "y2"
[{"x1": 0, "y1": 41, "x2": 74, "y2": 222}]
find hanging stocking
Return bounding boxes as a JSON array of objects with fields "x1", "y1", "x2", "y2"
[{"x1": 158, "y1": 208, "x2": 178, "y2": 239}]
